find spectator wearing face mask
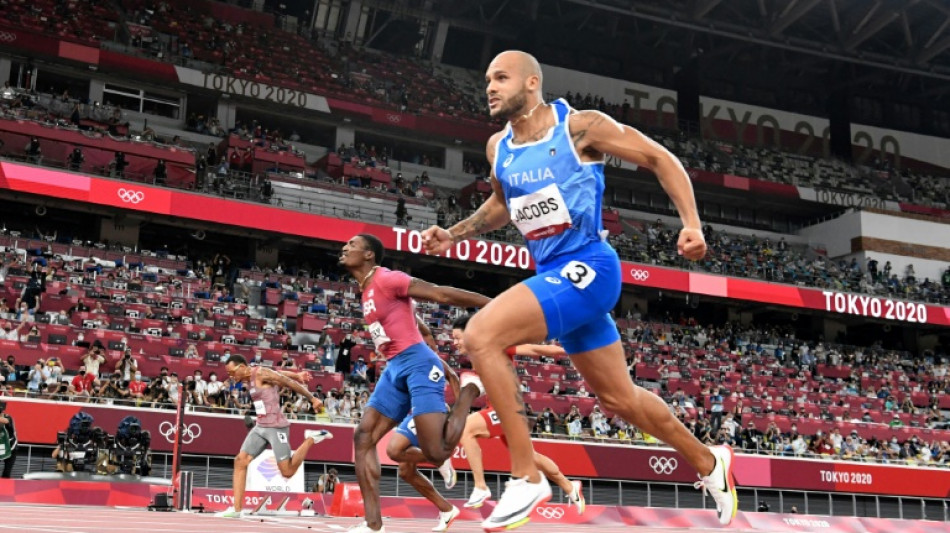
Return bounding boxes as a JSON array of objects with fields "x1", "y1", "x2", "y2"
[
  {"x1": 115, "y1": 349, "x2": 138, "y2": 382},
  {"x1": 206, "y1": 372, "x2": 225, "y2": 406},
  {"x1": 1, "y1": 322, "x2": 26, "y2": 341},
  {"x1": 68, "y1": 366, "x2": 95, "y2": 398},
  {"x1": 81, "y1": 345, "x2": 106, "y2": 379},
  {"x1": 279, "y1": 353, "x2": 295, "y2": 369},
  {"x1": 128, "y1": 372, "x2": 147, "y2": 402}
]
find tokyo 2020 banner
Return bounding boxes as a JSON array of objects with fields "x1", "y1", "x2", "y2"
[{"x1": 1, "y1": 162, "x2": 948, "y2": 326}]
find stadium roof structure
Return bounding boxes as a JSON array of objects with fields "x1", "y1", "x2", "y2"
[{"x1": 380, "y1": 0, "x2": 950, "y2": 102}]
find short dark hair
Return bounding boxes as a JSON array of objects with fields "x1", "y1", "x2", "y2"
[
  {"x1": 227, "y1": 354, "x2": 248, "y2": 366},
  {"x1": 357, "y1": 233, "x2": 385, "y2": 265},
  {"x1": 452, "y1": 313, "x2": 472, "y2": 330}
]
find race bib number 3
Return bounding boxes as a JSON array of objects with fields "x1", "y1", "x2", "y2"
[
  {"x1": 368, "y1": 321, "x2": 391, "y2": 349},
  {"x1": 509, "y1": 183, "x2": 572, "y2": 240},
  {"x1": 560, "y1": 260, "x2": 596, "y2": 289}
]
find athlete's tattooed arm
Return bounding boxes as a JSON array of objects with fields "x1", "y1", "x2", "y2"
[{"x1": 568, "y1": 109, "x2": 704, "y2": 238}]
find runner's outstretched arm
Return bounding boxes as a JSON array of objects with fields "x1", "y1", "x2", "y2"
[
  {"x1": 407, "y1": 278, "x2": 491, "y2": 309},
  {"x1": 259, "y1": 368, "x2": 323, "y2": 411}
]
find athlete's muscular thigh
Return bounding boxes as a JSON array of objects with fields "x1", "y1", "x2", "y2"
[{"x1": 466, "y1": 283, "x2": 547, "y2": 350}]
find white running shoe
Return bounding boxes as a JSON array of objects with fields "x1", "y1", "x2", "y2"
[
  {"x1": 464, "y1": 486, "x2": 492, "y2": 508},
  {"x1": 568, "y1": 480, "x2": 586, "y2": 515},
  {"x1": 214, "y1": 506, "x2": 247, "y2": 518},
  {"x1": 694, "y1": 445, "x2": 738, "y2": 526},
  {"x1": 347, "y1": 521, "x2": 386, "y2": 533},
  {"x1": 432, "y1": 505, "x2": 461, "y2": 532},
  {"x1": 438, "y1": 457, "x2": 457, "y2": 490},
  {"x1": 304, "y1": 429, "x2": 333, "y2": 444},
  {"x1": 460, "y1": 372, "x2": 485, "y2": 396},
  {"x1": 481, "y1": 476, "x2": 551, "y2": 532}
]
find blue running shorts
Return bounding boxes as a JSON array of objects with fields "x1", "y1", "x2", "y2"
[
  {"x1": 522, "y1": 240, "x2": 622, "y2": 354},
  {"x1": 367, "y1": 342, "x2": 447, "y2": 422},
  {"x1": 395, "y1": 414, "x2": 420, "y2": 449}
]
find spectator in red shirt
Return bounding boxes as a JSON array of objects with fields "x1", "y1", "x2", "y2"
[
  {"x1": 811, "y1": 431, "x2": 835, "y2": 456},
  {"x1": 67, "y1": 367, "x2": 95, "y2": 398},
  {"x1": 128, "y1": 371, "x2": 147, "y2": 401},
  {"x1": 228, "y1": 148, "x2": 242, "y2": 170}
]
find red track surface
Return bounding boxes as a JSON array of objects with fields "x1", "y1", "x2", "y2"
[{"x1": 0, "y1": 503, "x2": 743, "y2": 533}]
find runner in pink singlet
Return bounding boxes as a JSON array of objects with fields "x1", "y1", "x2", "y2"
[
  {"x1": 339, "y1": 233, "x2": 491, "y2": 533},
  {"x1": 215, "y1": 355, "x2": 333, "y2": 518}
]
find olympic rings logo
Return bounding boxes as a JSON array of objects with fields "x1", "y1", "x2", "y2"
[
  {"x1": 0, "y1": 32, "x2": 16, "y2": 43},
  {"x1": 629, "y1": 268, "x2": 650, "y2": 281},
  {"x1": 159, "y1": 421, "x2": 202, "y2": 444},
  {"x1": 386, "y1": 113, "x2": 402, "y2": 123},
  {"x1": 117, "y1": 188, "x2": 145, "y2": 204},
  {"x1": 649, "y1": 456, "x2": 678, "y2": 475},
  {"x1": 535, "y1": 506, "x2": 565, "y2": 519}
]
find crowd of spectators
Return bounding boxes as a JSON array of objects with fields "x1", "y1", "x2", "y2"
[
  {"x1": 607, "y1": 219, "x2": 950, "y2": 304},
  {"x1": 558, "y1": 90, "x2": 949, "y2": 210},
  {"x1": 0, "y1": 228, "x2": 947, "y2": 468},
  {"x1": 4, "y1": 81, "x2": 950, "y2": 307}
]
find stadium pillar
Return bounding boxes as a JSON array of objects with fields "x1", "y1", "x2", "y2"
[
  {"x1": 827, "y1": 89, "x2": 852, "y2": 162},
  {"x1": 430, "y1": 20, "x2": 449, "y2": 62},
  {"x1": 0, "y1": 58, "x2": 10, "y2": 87},
  {"x1": 444, "y1": 146, "x2": 463, "y2": 174},
  {"x1": 216, "y1": 99, "x2": 237, "y2": 131},
  {"x1": 89, "y1": 80, "x2": 105, "y2": 107},
  {"x1": 480, "y1": 35, "x2": 494, "y2": 71},
  {"x1": 99, "y1": 217, "x2": 140, "y2": 248},
  {"x1": 674, "y1": 56, "x2": 701, "y2": 137},
  {"x1": 335, "y1": 125, "x2": 355, "y2": 150},
  {"x1": 342, "y1": 0, "x2": 363, "y2": 43}
]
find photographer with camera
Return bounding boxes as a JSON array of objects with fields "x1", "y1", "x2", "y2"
[
  {"x1": 114, "y1": 348, "x2": 138, "y2": 382},
  {"x1": 81, "y1": 345, "x2": 106, "y2": 380},
  {"x1": 97, "y1": 374, "x2": 130, "y2": 403},
  {"x1": 143, "y1": 378, "x2": 169, "y2": 408},
  {"x1": 67, "y1": 147, "x2": 84, "y2": 172},
  {"x1": 0, "y1": 400, "x2": 17, "y2": 478},
  {"x1": 0, "y1": 355, "x2": 18, "y2": 386},
  {"x1": 314, "y1": 467, "x2": 339, "y2": 494}
]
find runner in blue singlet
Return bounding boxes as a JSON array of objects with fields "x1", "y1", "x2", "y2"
[{"x1": 422, "y1": 50, "x2": 737, "y2": 532}]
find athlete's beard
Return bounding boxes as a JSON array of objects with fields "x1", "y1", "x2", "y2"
[{"x1": 493, "y1": 92, "x2": 528, "y2": 121}]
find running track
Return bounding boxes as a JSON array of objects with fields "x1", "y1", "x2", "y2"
[{"x1": 0, "y1": 503, "x2": 744, "y2": 533}]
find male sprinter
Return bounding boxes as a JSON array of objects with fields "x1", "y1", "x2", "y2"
[
  {"x1": 422, "y1": 51, "x2": 736, "y2": 531},
  {"x1": 216, "y1": 355, "x2": 331, "y2": 517},
  {"x1": 451, "y1": 314, "x2": 583, "y2": 513},
  {"x1": 382, "y1": 316, "x2": 467, "y2": 532},
  {"x1": 340, "y1": 233, "x2": 490, "y2": 533}
]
